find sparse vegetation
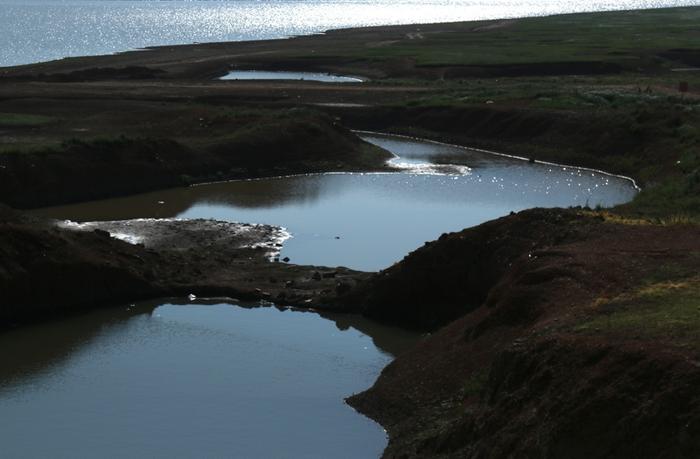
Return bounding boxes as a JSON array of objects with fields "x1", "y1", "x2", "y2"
[
  {"x1": 0, "y1": 113, "x2": 55, "y2": 128},
  {"x1": 578, "y1": 275, "x2": 700, "y2": 347}
]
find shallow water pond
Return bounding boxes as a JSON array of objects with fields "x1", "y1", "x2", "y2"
[
  {"x1": 220, "y1": 70, "x2": 363, "y2": 82},
  {"x1": 0, "y1": 300, "x2": 419, "y2": 458},
  {"x1": 36, "y1": 133, "x2": 638, "y2": 271}
]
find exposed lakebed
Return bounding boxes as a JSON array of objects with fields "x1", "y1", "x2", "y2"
[{"x1": 36, "y1": 133, "x2": 638, "y2": 271}]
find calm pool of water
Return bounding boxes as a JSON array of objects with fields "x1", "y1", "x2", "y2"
[
  {"x1": 0, "y1": 300, "x2": 419, "y2": 458},
  {"x1": 35, "y1": 133, "x2": 638, "y2": 271},
  {"x1": 1, "y1": 0, "x2": 697, "y2": 67},
  {"x1": 220, "y1": 70, "x2": 364, "y2": 83}
]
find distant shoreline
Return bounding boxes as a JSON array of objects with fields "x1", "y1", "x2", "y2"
[{"x1": 2, "y1": 1, "x2": 696, "y2": 69}]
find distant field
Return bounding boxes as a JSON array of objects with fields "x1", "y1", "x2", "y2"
[{"x1": 333, "y1": 7, "x2": 700, "y2": 68}]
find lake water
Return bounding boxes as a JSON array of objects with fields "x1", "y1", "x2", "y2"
[
  {"x1": 35, "y1": 133, "x2": 638, "y2": 271},
  {"x1": 1, "y1": 0, "x2": 697, "y2": 67},
  {"x1": 0, "y1": 300, "x2": 420, "y2": 458}
]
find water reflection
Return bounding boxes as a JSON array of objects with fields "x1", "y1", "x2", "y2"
[
  {"x1": 35, "y1": 134, "x2": 638, "y2": 271},
  {"x1": 0, "y1": 303, "x2": 152, "y2": 387},
  {"x1": 0, "y1": 299, "x2": 417, "y2": 387},
  {"x1": 0, "y1": 300, "x2": 420, "y2": 458}
]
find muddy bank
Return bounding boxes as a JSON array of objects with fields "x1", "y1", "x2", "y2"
[
  {"x1": 342, "y1": 208, "x2": 700, "y2": 457},
  {"x1": 57, "y1": 218, "x2": 290, "y2": 256},
  {"x1": 0, "y1": 207, "x2": 368, "y2": 329},
  {"x1": 0, "y1": 112, "x2": 391, "y2": 209}
]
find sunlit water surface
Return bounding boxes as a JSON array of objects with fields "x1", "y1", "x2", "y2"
[
  {"x1": 0, "y1": 301, "x2": 419, "y2": 457},
  {"x1": 1, "y1": 0, "x2": 698, "y2": 67},
  {"x1": 35, "y1": 134, "x2": 638, "y2": 271}
]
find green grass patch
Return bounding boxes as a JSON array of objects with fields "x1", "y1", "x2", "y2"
[
  {"x1": 334, "y1": 7, "x2": 700, "y2": 69},
  {"x1": 0, "y1": 113, "x2": 55, "y2": 127},
  {"x1": 618, "y1": 149, "x2": 700, "y2": 220},
  {"x1": 577, "y1": 275, "x2": 700, "y2": 347}
]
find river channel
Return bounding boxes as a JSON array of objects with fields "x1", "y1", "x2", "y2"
[{"x1": 3, "y1": 133, "x2": 638, "y2": 457}]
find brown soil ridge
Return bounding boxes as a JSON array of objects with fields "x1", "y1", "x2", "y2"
[
  {"x1": 335, "y1": 209, "x2": 610, "y2": 330},
  {"x1": 0, "y1": 114, "x2": 391, "y2": 209},
  {"x1": 344, "y1": 208, "x2": 700, "y2": 457}
]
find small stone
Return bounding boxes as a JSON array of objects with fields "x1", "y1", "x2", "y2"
[
  {"x1": 93, "y1": 229, "x2": 110, "y2": 238},
  {"x1": 282, "y1": 257, "x2": 290, "y2": 263}
]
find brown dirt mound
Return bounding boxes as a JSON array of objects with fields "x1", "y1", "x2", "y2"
[
  {"x1": 346, "y1": 208, "x2": 700, "y2": 458},
  {"x1": 336, "y1": 208, "x2": 605, "y2": 330}
]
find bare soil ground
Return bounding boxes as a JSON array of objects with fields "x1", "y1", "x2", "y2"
[{"x1": 345, "y1": 208, "x2": 700, "y2": 458}]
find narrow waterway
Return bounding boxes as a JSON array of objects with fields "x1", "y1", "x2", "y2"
[
  {"x1": 35, "y1": 133, "x2": 638, "y2": 271},
  {"x1": 7, "y1": 133, "x2": 639, "y2": 457}
]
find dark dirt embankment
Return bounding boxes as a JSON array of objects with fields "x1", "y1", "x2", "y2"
[
  {"x1": 335, "y1": 209, "x2": 605, "y2": 331},
  {"x1": 342, "y1": 208, "x2": 700, "y2": 458},
  {"x1": 0, "y1": 206, "x2": 369, "y2": 329},
  {"x1": 0, "y1": 112, "x2": 391, "y2": 209}
]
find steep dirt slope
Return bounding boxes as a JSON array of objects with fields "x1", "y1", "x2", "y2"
[{"x1": 346, "y1": 209, "x2": 700, "y2": 458}]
